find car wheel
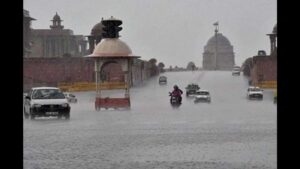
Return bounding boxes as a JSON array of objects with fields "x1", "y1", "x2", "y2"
[
  {"x1": 29, "y1": 109, "x2": 35, "y2": 120},
  {"x1": 65, "y1": 113, "x2": 70, "y2": 120},
  {"x1": 57, "y1": 114, "x2": 62, "y2": 119},
  {"x1": 24, "y1": 113, "x2": 29, "y2": 119},
  {"x1": 30, "y1": 114, "x2": 35, "y2": 120},
  {"x1": 24, "y1": 108, "x2": 29, "y2": 119}
]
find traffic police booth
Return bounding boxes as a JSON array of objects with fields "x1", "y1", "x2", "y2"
[{"x1": 85, "y1": 16, "x2": 140, "y2": 110}]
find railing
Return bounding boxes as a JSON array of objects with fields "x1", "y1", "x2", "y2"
[
  {"x1": 256, "y1": 81, "x2": 277, "y2": 89},
  {"x1": 58, "y1": 82, "x2": 128, "y2": 92}
]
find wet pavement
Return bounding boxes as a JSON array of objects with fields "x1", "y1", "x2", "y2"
[{"x1": 24, "y1": 71, "x2": 277, "y2": 169}]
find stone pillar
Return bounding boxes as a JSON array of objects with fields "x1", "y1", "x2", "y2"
[{"x1": 88, "y1": 36, "x2": 95, "y2": 54}]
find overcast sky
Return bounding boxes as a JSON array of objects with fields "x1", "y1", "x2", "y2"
[{"x1": 24, "y1": 0, "x2": 276, "y2": 68}]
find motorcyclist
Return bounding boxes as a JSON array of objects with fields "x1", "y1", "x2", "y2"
[{"x1": 170, "y1": 85, "x2": 183, "y2": 103}]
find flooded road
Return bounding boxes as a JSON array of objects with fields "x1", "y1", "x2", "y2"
[{"x1": 24, "y1": 71, "x2": 277, "y2": 169}]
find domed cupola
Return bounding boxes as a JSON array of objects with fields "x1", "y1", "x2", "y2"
[
  {"x1": 91, "y1": 18, "x2": 104, "y2": 36},
  {"x1": 206, "y1": 33, "x2": 232, "y2": 46},
  {"x1": 267, "y1": 23, "x2": 277, "y2": 56},
  {"x1": 50, "y1": 12, "x2": 64, "y2": 30},
  {"x1": 87, "y1": 18, "x2": 105, "y2": 54}
]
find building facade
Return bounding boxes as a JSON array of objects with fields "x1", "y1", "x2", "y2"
[
  {"x1": 249, "y1": 24, "x2": 277, "y2": 88},
  {"x1": 23, "y1": 13, "x2": 160, "y2": 91},
  {"x1": 23, "y1": 9, "x2": 35, "y2": 57},
  {"x1": 30, "y1": 13, "x2": 88, "y2": 58}
]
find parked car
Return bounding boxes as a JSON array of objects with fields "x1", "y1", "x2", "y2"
[
  {"x1": 159, "y1": 76, "x2": 167, "y2": 84},
  {"x1": 194, "y1": 90, "x2": 211, "y2": 103},
  {"x1": 23, "y1": 93, "x2": 27, "y2": 102},
  {"x1": 247, "y1": 86, "x2": 263, "y2": 100},
  {"x1": 64, "y1": 92, "x2": 78, "y2": 103},
  {"x1": 24, "y1": 87, "x2": 70, "y2": 120},
  {"x1": 185, "y1": 83, "x2": 200, "y2": 96},
  {"x1": 232, "y1": 66, "x2": 241, "y2": 75}
]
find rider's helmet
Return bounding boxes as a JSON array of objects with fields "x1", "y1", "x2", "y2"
[{"x1": 173, "y1": 85, "x2": 178, "y2": 90}]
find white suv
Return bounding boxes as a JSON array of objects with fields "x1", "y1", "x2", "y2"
[
  {"x1": 247, "y1": 86, "x2": 263, "y2": 100},
  {"x1": 194, "y1": 90, "x2": 211, "y2": 103},
  {"x1": 24, "y1": 87, "x2": 70, "y2": 120}
]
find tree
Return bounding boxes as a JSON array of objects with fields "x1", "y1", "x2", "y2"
[
  {"x1": 242, "y1": 57, "x2": 253, "y2": 76},
  {"x1": 157, "y1": 62, "x2": 165, "y2": 72},
  {"x1": 186, "y1": 62, "x2": 196, "y2": 70},
  {"x1": 148, "y1": 58, "x2": 157, "y2": 65},
  {"x1": 148, "y1": 58, "x2": 158, "y2": 76}
]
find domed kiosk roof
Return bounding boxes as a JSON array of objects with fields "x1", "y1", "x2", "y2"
[
  {"x1": 86, "y1": 38, "x2": 139, "y2": 58},
  {"x1": 206, "y1": 33, "x2": 231, "y2": 46}
]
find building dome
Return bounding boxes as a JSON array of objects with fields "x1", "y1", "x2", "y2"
[
  {"x1": 88, "y1": 38, "x2": 132, "y2": 57},
  {"x1": 91, "y1": 21, "x2": 104, "y2": 36},
  {"x1": 206, "y1": 33, "x2": 231, "y2": 46},
  {"x1": 52, "y1": 12, "x2": 61, "y2": 21},
  {"x1": 203, "y1": 32, "x2": 235, "y2": 70}
]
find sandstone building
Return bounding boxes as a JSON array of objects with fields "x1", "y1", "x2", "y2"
[
  {"x1": 23, "y1": 9, "x2": 35, "y2": 57},
  {"x1": 249, "y1": 24, "x2": 277, "y2": 88},
  {"x1": 29, "y1": 13, "x2": 88, "y2": 58}
]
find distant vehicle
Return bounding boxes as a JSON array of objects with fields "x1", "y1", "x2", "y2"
[
  {"x1": 64, "y1": 92, "x2": 77, "y2": 103},
  {"x1": 185, "y1": 83, "x2": 200, "y2": 96},
  {"x1": 257, "y1": 50, "x2": 267, "y2": 56},
  {"x1": 194, "y1": 90, "x2": 211, "y2": 103},
  {"x1": 232, "y1": 66, "x2": 241, "y2": 75},
  {"x1": 159, "y1": 76, "x2": 167, "y2": 84},
  {"x1": 247, "y1": 86, "x2": 263, "y2": 100},
  {"x1": 24, "y1": 87, "x2": 70, "y2": 120}
]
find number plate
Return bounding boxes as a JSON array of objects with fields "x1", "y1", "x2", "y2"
[{"x1": 46, "y1": 112, "x2": 58, "y2": 115}]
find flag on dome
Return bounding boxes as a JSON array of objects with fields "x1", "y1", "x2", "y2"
[{"x1": 213, "y1": 22, "x2": 219, "y2": 26}]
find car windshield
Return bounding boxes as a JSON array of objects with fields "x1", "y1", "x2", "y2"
[
  {"x1": 186, "y1": 84, "x2": 200, "y2": 89},
  {"x1": 32, "y1": 89, "x2": 65, "y2": 99},
  {"x1": 197, "y1": 91, "x2": 209, "y2": 95},
  {"x1": 249, "y1": 88, "x2": 261, "y2": 92}
]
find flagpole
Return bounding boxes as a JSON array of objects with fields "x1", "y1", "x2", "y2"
[{"x1": 214, "y1": 22, "x2": 219, "y2": 70}]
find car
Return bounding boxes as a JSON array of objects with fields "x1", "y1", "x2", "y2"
[
  {"x1": 185, "y1": 83, "x2": 200, "y2": 96},
  {"x1": 247, "y1": 86, "x2": 263, "y2": 100},
  {"x1": 232, "y1": 66, "x2": 241, "y2": 75},
  {"x1": 159, "y1": 76, "x2": 167, "y2": 84},
  {"x1": 24, "y1": 87, "x2": 70, "y2": 120},
  {"x1": 194, "y1": 90, "x2": 211, "y2": 103},
  {"x1": 64, "y1": 92, "x2": 78, "y2": 103},
  {"x1": 23, "y1": 93, "x2": 27, "y2": 101}
]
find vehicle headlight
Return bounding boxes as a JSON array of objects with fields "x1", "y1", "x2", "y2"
[
  {"x1": 61, "y1": 103, "x2": 69, "y2": 107},
  {"x1": 33, "y1": 104, "x2": 42, "y2": 108}
]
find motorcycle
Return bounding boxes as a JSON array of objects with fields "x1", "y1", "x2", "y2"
[{"x1": 169, "y1": 92, "x2": 182, "y2": 105}]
